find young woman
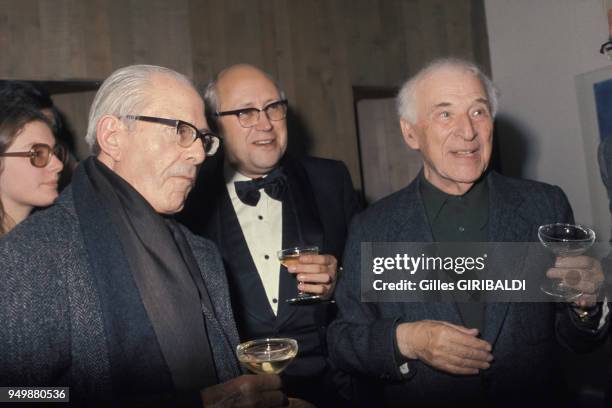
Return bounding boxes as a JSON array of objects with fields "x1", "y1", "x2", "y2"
[{"x1": 0, "y1": 104, "x2": 65, "y2": 236}]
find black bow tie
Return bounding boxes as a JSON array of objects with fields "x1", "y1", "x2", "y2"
[{"x1": 234, "y1": 167, "x2": 287, "y2": 206}]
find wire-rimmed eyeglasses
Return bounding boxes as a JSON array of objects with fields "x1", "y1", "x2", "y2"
[
  {"x1": 214, "y1": 100, "x2": 288, "y2": 128},
  {"x1": 0, "y1": 143, "x2": 67, "y2": 168},
  {"x1": 124, "y1": 115, "x2": 220, "y2": 155}
]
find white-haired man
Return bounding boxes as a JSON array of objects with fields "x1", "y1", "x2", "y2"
[
  {"x1": 328, "y1": 58, "x2": 604, "y2": 406},
  {"x1": 0, "y1": 64, "x2": 295, "y2": 407}
]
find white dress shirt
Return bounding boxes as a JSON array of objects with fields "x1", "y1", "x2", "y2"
[{"x1": 225, "y1": 165, "x2": 283, "y2": 315}]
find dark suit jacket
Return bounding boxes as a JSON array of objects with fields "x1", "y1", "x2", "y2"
[
  {"x1": 179, "y1": 155, "x2": 360, "y2": 404},
  {"x1": 0, "y1": 185, "x2": 241, "y2": 406},
  {"x1": 328, "y1": 171, "x2": 600, "y2": 407}
]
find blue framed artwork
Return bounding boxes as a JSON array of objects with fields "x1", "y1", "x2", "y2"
[{"x1": 576, "y1": 66, "x2": 612, "y2": 242}]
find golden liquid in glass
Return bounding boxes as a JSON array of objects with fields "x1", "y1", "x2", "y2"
[
  {"x1": 239, "y1": 353, "x2": 297, "y2": 374},
  {"x1": 279, "y1": 254, "x2": 301, "y2": 268}
]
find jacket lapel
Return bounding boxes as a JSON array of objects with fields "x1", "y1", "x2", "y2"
[
  {"x1": 482, "y1": 172, "x2": 531, "y2": 345},
  {"x1": 183, "y1": 230, "x2": 242, "y2": 380},
  {"x1": 395, "y1": 176, "x2": 464, "y2": 323},
  {"x1": 216, "y1": 189, "x2": 277, "y2": 325},
  {"x1": 276, "y1": 161, "x2": 324, "y2": 328}
]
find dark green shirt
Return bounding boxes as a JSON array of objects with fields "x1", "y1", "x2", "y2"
[
  {"x1": 419, "y1": 172, "x2": 489, "y2": 331},
  {"x1": 420, "y1": 173, "x2": 489, "y2": 242}
]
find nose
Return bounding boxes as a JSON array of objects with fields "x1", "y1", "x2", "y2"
[
  {"x1": 254, "y1": 110, "x2": 273, "y2": 131},
  {"x1": 187, "y1": 137, "x2": 206, "y2": 165},
  {"x1": 456, "y1": 113, "x2": 477, "y2": 141}
]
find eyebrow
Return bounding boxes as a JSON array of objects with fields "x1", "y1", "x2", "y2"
[
  {"x1": 431, "y1": 97, "x2": 490, "y2": 110},
  {"x1": 227, "y1": 99, "x2": 283, "y2": 111}
]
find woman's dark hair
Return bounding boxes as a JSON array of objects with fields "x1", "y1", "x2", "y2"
[
  {"x1": 0, "y1": 102, "x2": 51, "y2": 235},
  {"x1": 0, "y1": 81, "x2": 75, "y2": 156}
]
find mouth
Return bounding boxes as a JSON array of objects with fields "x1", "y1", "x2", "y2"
[
  {"x1": 175, "y1": 175, "x2": 195, "y2": 183},
  {"x1": 253, "y1": 138, "x2": 275, "y2": 146},
  {"x1": 451, "y1": 148, "x2": 479, "y2": 157}
]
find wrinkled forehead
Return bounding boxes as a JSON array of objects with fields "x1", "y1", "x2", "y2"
[
  {"x1": 145, "y1": 74, "x2": 206, "y2": 127},
  {"x1": 416, "y1": 66, "x2": 488, "y2": 109}
]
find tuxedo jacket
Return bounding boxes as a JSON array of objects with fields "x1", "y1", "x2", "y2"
[
  {"x1": 180, "y1": 155, "x2": 361, "y2": 382},
  {"x1": 328, "y1": 170, "x2": 601, "y2": 407}
]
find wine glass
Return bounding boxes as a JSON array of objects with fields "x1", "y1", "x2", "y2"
[
  {"x1": 236, "y1": 338, "x2": 298, "y2": 374},
  {"x1": 278, "y1": 246, "x2": 322, "y2": 305},
  {"x1": 538, "y1": 223, "x2": 596, "y2": 300}
]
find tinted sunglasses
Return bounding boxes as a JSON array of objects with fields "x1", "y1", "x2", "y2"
[{"x1": 0, "y1": 143, "x2": 67, "y2": 168}]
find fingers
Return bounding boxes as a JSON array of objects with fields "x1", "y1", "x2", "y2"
[
  {"x1": 437, "y1": 322, "x2": 492, "y2": 352},
  {"x1": 399, "y1": 320, "x2": 493, "y2": 376},
  {"x1": 298, "y1": 282, "x2": 330, "y2": 295},
  {"x1": 438, "y1": 321, "x2": 480, "y2": 337},
  {"x1": 287, "y1": 255, "x2": 336, "y2": 275},
  {"x1": 555, "y1": 255, "x2": 594, "y2": 268},
  {"x1": 293, "y1": 272, "x2": 333, "y2": 284},
  {"x1": 287, "y1": 254, "x2": 337, "y2": 298},
  {"x1": 297, "y1": 254, "x2": 335, "y2": 265},
  {"x1": 450, "y1": 334, "x2": 493, "y2": 354},
  {"x1": 202, "y1": 375, "x2": 287, "y2": 408},
  {"x1": 445, "y1": 349, "x2": 492, "y2": 370},
  {"x1": 547, "y1": 268, "x2": 603, "y2": 295},
  {"x1": 287, "y1": 398, "x2": 317, "y2": 408},
  {"x1": 574, "y1": 294, "x2": 598, "y2": 308},
  {"x1": 547, "y1": 256, "x2": 604, "y2": 296},
  {"x1": 448, "y1": 342, "x2": 494, "y2": 366},
  {"x1": 240, "y1": 390, "x2": 287, "y2": 408},
  {"x1": 238, "y1": 374, "x2": 282, "y2": 392}
]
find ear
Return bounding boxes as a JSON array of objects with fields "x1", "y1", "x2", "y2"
[
  {"x1": 400, "y1": 118, "x2": 421, "y2": 150},
  {"x1": 95, "y1": 115, "x2": 124, "y2": 162}
]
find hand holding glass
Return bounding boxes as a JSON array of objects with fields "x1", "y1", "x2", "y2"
[
  {"x1": 278, "y1": 246, "x2": 322, "y2": 305},
  {"x1": 538, "y1": 223, "x2": 596, "y2": 300}
]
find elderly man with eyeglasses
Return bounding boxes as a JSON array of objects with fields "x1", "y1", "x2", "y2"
[
  {"x1": 0, "y1": 64, "x2": 307, "y2": 407},
  {"x1": 179, "y1": 64, "x2": 361, "y2": 407}
]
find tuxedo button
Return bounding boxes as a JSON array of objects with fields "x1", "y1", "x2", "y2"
[
  {"x1": 258, "y1": 215, "x2": 263, "y2": 220},
  {"x1": 272, "y1": 298, "x2": 278, "y2": 303},
  {"x1": 264, "y1": 254, "x2": 270, "y2": 260},
  {"x1": 458, "y1": 226, "x2": 465, "y2": 232}
]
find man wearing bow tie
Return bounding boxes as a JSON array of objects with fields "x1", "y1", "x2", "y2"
[{"x1": 179, "y1": 64, "x2": 361, "y2": 407}]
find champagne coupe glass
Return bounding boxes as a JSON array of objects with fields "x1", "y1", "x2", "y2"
[
  {"x1": 236, "y1": 338, "x2": 298, "y2": 374},
  {"x1": 278, "y1": 246, "x2": 321, "y2": 305},
  {"x1": 538, "y1": 223, "x2": 596, "y2": 300}
]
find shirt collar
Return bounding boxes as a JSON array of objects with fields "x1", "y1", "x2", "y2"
[{"x1": 419, "y1": 172, "x2": 489, "y2": 226}]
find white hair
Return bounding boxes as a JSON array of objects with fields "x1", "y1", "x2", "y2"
[
  {"x1": 85, "y1": 64, "x2": 194, "y2": 154},
  {"x1": 396, "y1": 58, "x2": 499, "y2": 124}
]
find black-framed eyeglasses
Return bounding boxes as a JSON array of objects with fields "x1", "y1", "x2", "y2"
[
  {"x1": 125, "y1": 115, "x2": 220, "y2": 155},
  {"x1": 214, "y1": 100, "x2": 288, "y2": 128},
  {"x1": 0, "y1": 143, "x2": 66, "y2": 168}
]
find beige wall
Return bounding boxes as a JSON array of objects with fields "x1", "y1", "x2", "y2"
[{"x1": 0, "y1": 0, "x2": 490, "y2": 188}]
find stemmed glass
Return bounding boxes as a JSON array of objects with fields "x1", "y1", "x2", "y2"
[
  {"x1": 538, "y1": 223, "x2": 596, "y2": 300},
  {"x1": 236, "y1": 338, "x2": 298, "y2": 374},
  {"x1": 278, "y1": 246, "x2": 322, "y2": 305}
]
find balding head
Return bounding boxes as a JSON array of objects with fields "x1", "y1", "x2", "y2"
[
  {"x1": 204, "y1": 64, "x2": 286, "y2": 134},
  {"x1": 204, "y1": 64, "x2": 288, "y2": 178}
]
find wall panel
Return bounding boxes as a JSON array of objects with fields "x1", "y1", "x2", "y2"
[{"x1": 0, "y1": 0, "x2": 490, "y2": 189}]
